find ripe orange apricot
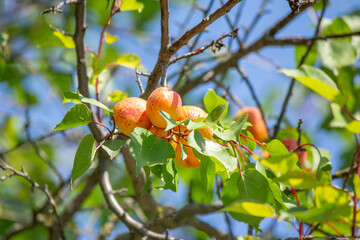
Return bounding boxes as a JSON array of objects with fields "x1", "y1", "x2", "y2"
[
  {"x1": 113, "y1": 97, "x2": 152, "y2": 136},
  {"x1": 177, "y1": 105, "x2": 213, "y2": 140},
  {"x1": 235, "y1": 107, "x2": 268, "y2": 142},
  {"x1": 148, "y1": 126, "x2": 170, "y2": 138},
  {"x1": 146, "y1": 87, "x2": 182, "y2": 128},
  {"x1": 281, "y1": 137, "x2": 307, "y2": 165},
  {"x1": 169, "y1": 135, "x2": 200, "y2": 168}
]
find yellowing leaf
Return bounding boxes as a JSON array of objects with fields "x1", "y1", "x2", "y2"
[
  {"x1": 121, "y1": 0, "x2": 144, "y2": 12},
  {"x1": 53, "y1": 31, "x2": 75, "y2": 49},
  {"x1": 353, "y1": 175, "x2": 360, "y2": 198},
  {"x1": 105, "y1": 32, "x2": 118, "y2": 45}
]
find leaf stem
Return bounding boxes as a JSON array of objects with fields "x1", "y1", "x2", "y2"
[
  {"x1": 240, "y1": 134, "x2": 266, "y2": 149},
  {"x1": 90, "y1": 121, "x2": 111, "y2": 134}
]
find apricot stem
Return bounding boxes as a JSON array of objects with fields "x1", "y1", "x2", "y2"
[{"x1": 240, "y1": 144, "x2": 256, "y2": 157}]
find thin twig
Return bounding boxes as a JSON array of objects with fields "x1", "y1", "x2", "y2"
[
  {"x1": 135, "y1": 69, "x2": 145, "y2": 94},
  {"x1": 48, "y1": 24, "x2": 73, "y2": 37},
  {"x1": 169, "y1": 28, "x2": 238, "y2": 65},
  {"x1": 41, "y1": 0, "x2": 79, "y2": 14},
  {"x1": 236, "y1": 66, "x2": 265, "y2": 118},
  {"x1": 0, "y1": 157, "x2": 65, "y2": 240},
  {"x1": 272, "y1": 0, "x2": 328, "y2": 139},
  {"x1": 142, "y1": 0, "x2": 243, "y2": 98}
]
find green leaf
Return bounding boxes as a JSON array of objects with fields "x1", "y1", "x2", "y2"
[
  {"x1": 92, "y1": 53, "x2": 107, "y2": 76},
  {"x1": 101, "y1": 139, "x2": 125, "y2": 159},
  {"x1": 317, "y1": 39, "x2": 357, "y2": 70},
  {"x1": 160, "y1": 160, "x2": 178, "y2": 192},
  {"x1": 213, "y1": 114, "x2": 248, "y2": 141},
  {"x1": 121, "y1": 0, "x2": 144, "y2": 12},
  {"x1": 104, "y1": 32, "x2": 118, "y2": 45},
  {"x1": 346, "y1": 120, "x2": 360, "y2": 133},
  {"x1": 115, "y1": 53, "x2": 142, "y2": 69},
  {"x1": 198, "y1": 153, "x2": 216, "y2": 192},
  {"x1": 279, "y1": 65, "x2": 345, "y2": 105},
  {"x1": 221, "y1": 169, "x2": 276, "y2": 229},
  {"x1": 288, "y1": 204, "x2": 335, "y2": 222},
  {"x1": 129, "y1": 127, "x2": 175, "y2": 176},
  {"x1": 71, "y1": 134, "x2": 96, "y2": 186},
  {"x1": 158, "y1": 111, "x2": 191, "y2": 131},
  {"x1": 107, "y1": 90, "x2": 128, "y2": 102},
  {"x1": 353, "y1": 175, "x2": 360, "y2": 199},
  {"x1": 52, "y1": 31, "x2": 75, "y2": 48},
  {"x1": 54, "y1": 103, "x2": 91, "y2": 130},
  {"x1": 203, "y1": 89, "x2": 228, "y2": 118},
  {"x1": 205, "y1": 102, "x2": 229, "y2": 124},
  {"x1": 64, "y1": 91, "x2": 112, "y2": 116},
  {"x1": 187, "y1": 131, "x2": 237, "y2": 173},
  {"x1": 295, "y1": 45, "x2": 317, "y2": 66},
  {"x1": 314, "y1": 185, "x2": 351, "y2": 208},
  {"x1": 221, "y1": 201, "x2": 275, "y2": 217},
  {"x1": 329, "y1": 103, "x2": 347, "y2": 128},
  {"x1": 276, "y1": 170, "x2": 323, "y2": 189}
]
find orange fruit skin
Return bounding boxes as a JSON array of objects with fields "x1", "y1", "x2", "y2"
[
  {"x1": 113, "y1": 97, "x2": 152, "y2": 136},
  {"x1": 177, "y1": 105, "x2": 213, "y2": 140},
  {"x1": 148, "y1": 126, "x2": 170, "y2": 138},
  {"x1": 281, "y1": 137, "x2": 307, "y2": 165},
  {"x1": 170, "y1": 135, "x2": 200, "y2": 168},
  {"x1": 235, "y1": 107, "x2": 268, "y2": 142},
  {"x1": 146, "y1": 87, "x2": 182, "y2": 128}
]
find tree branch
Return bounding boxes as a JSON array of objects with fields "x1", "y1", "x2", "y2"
[{"x1": 141, "y1": 0, "x2": 243, "y2": 99}]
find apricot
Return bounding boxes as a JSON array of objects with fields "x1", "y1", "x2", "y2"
[
  {"x1": 113, "y1": 97, "x2": 152, "y2": 136},
  {"x1": 235, "y1": 107, "x2": 268, "y2": 142},
  {"x1": 146, "y1": 87, "x2": 182, "y2": 128},
  {"x1": 177, "y1": 105, "x2": 213, "y2": 140},
  {"x1": 148, "y1": 126, "x2": 170, "y2": 138},
  {"x1": 281, "y1": 137, "x2": 307, "y2": 165},
  {"x1": 170, "y1": 134, "x2": 200, "y2": 168}
]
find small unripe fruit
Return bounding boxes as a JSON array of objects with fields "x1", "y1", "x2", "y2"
[
  {"x1": 235, "y1": 107, "x2": 268, "y2": 142},
  {"x1": 146, "y1": 87, "x2": 182, "y2": 128},
  {"x1": 281, "y1": 137, "x2": 307, "y2": 165},
  {"x1": 113, "y1": 97, "x2": 152, "y2": 136},
  {"x1": 170, "y1": 135, "x2": 200, "y2": 168},
  {"x1": 148, "y1": 126, "x2": 170, "y2": 138},
  {"x1": 177, "y1": 105, "x2": 213, "y2": 139}
]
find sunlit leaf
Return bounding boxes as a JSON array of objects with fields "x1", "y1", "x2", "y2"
[
  {"x1": 52, "y1": 31, "x2": 75, "y2": 48},
  {"x1": 329, "y1": 103, "x2": 347, "y2": 128},
  {"x1": 221, "y1": 201, "x2": 275, "y2": 217},
  {"x1": 280, "y1": 65, "x2": 345, "y2": 105},
  {"x1": 64, "y1": 91, "x2": 112, "y2": 116},
  {"x1": 203, "y1": 89, "x2": 228, "y2": 118},
  {"x1": 187, "y1": 131, "x2": 237, "y2": 173},
  {"x1": 276, "y1": 170, "x2": 323, "y2": 189},
  {"x1": 107, "y1": 90, "x2": 128, "y2": 102},
  {"x1": 115, "y1": 53, "x2": 142, "y2": 69},
  {"x1": 346, "y1": 120, "x2": 360, "y2": 133},
  {"x1": 54, "y1": 103, "x2": 91, "y2": 130},
  {"x1": 213, "y1": 114, "x2": 248, "y2": 142},
  {"x1": 71, "y1": 134, "x2": 96, "y2": 186},
  {"x1": 104, "y1": 32, "x2": 118, "y2": 45},
  {"x1": 121, "y1": 0, "x2": 144, "y2": 12}
]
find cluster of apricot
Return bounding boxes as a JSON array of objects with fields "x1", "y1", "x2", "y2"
[
  {"x1": 113, "y1": 87, "x2": 307, "y2": 168},
  {"x1": 113, "y1": 87, "x2": 213, "y2": 168}
]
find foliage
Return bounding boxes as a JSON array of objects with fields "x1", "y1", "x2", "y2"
[{"x1": 0, "y1": 0, "x2": 360, "y2": 239}]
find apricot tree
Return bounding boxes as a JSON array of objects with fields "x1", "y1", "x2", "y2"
[{"x1": 0, "y1": 0, "x2": 360, "y2": 239}]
